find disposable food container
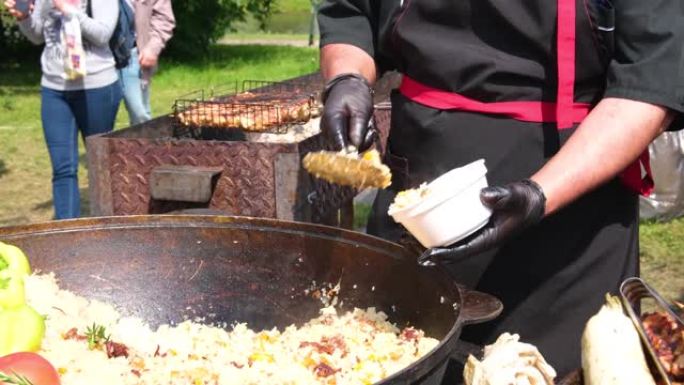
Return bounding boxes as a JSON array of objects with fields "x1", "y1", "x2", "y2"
[{"x1": 389, "y1": 159, "x2": 492, "y2": 248}]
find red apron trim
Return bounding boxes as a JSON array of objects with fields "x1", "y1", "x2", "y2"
[
  {"x1": 621, "y1": 152, "x2": 655, "y2": 196},
  {"x1": 556, "y1": 0, "x2": 577, "y2": 129},
  {"x1": 399, "y1": 75, "x2": 652, "y2": 196},
  {"x1": 395, "y1": 0, "x2": 653, "y2": 196},
  {"x1": 399, "y1": 76, "x2": 591, "y2": 127}
]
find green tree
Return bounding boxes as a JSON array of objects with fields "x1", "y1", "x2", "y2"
[
  {"x1": 0, "y1": 10, "x2": 41, "y2": 63},
  {"x1": 166, "y1": 0, "x2": 277, "y2": 58}
]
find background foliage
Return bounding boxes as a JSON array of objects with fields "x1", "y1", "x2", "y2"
[
  {"x1": 0, "y1": 0, "x2": 280, "y2": 61},
  {"x1": 0, "y1": 11, "x2": 41, "y2": 63},
  {"x1": 166, "y1": 0, "x2": 278, "y2": 57}
]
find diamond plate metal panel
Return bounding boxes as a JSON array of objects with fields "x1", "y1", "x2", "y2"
[{"x1": 107, "y1": 139, "x2": 290, "y2": 217}]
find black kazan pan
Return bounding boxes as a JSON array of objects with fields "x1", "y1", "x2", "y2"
[{"x1": 0, "y1": 215, "x2": 501, "y2": 385}]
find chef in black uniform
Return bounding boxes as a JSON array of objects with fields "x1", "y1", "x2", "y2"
[{"x1": 316, "y1": 0, "x2": 684, "y2": 376}]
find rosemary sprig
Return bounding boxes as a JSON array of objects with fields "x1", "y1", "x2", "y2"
[
  {"x1": 0, "y1": 371, "x2": 34, "y2": 385},
  {"x1": 85, "y1": 323, "x2": 110, "y2": 349}
]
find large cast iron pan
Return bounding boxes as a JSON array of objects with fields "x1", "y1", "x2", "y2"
[{"x1": 0, "y1": 216, "x2": 501, "y2": 385}]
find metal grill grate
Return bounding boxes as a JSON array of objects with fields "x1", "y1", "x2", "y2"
[{"x1": 172, "y1": 79, "x2": 322, "y2": 139}]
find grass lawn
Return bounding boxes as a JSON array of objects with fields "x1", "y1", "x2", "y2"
[
  {"x1": 122, "y1": 44, "x2": 319, "y2": 128},
  {"x1": 0, "y1": 44, "x2": 319, "y2": 225},
  {"x1": 221, "y1": 33, "x2": 310, "y2": 42},
  {"x1": 276, "y1": 0, "x2": 312, "y2": 14},
  {"x1": 229, "y1": 0, "x2": 317, "y2": 35},
  {"x1": 640, "y1": 219, "x2": 684, "y2": 302},
  {"x1": 0, "y1": 41, "x2": 681, "y2": 303}
]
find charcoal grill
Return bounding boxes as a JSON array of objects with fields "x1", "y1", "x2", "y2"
[{"x1": 86, "y1": 73, "x2": 396, "y2": 227}]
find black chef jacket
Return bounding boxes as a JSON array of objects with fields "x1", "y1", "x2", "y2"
[
  {"x1": 319, "y1": 0, "x2": 684, "y2": 127},
  {"x1": 318, "y1": 0, "x2": 684, "y2": 379}
]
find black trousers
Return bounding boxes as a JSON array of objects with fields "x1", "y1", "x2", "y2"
[{"x1": 367, "y1": 91, "x2": 639, "y2": 377}]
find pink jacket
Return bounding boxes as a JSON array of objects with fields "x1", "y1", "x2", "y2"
[{"x1": 134, "y1": 0, "x2": 175, "y2": 58}]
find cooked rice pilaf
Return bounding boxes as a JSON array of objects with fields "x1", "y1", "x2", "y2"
[{"x1": 25, "y1": 274, "x2": 439, "y2": 385}]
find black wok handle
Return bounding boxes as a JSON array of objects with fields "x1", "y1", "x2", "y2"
[
  {"x1": 430, "y1": 262, "x2": 503, "y2": 325},
  {"x1": 458, "y1": 288, "x2": 503, "y2": 325},
  {"x1": 447, "y1": 290, "x2": 501, "y2": 366}
]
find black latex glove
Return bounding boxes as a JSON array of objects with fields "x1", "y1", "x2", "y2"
[
  {"x1": 418, "y1": 179, "x2": 547, "y2": 265},
  {"x1": 321, "y1": 73, "x2": 376, "y2": 152}
]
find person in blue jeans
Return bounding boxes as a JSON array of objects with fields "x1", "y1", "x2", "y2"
[
  {"x1": 40, "y1": 85, "x2": 121, "y2": 218},
  {"x1": 119, "y1": 0, "x2": 175, "y2": 125},
  {"x1": 119, "y1": 46, "x2": 151, "y2": 124},
  {"x1": 5, "y1": 0, "x2": 121, "y2": 219}
]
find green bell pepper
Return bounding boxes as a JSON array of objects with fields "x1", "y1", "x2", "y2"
[
  {"x1": 0, "y1": 242, "x2": 31, "y2": 309},
  {"x1": 0, "y1": 277, "x2": 25, "y2": 311},
  {"x1": 0, "y1": 241, "x2": 46, "y2": 355},
  {"x1": 0, "y1": 242, "x2": 31, "y2": 276},
  {"x1": 0, "y1": 304, "x2": 46, "y2": 356}
]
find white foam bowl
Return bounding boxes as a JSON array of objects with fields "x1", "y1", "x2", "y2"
[{"x1": 389, "y1": 159, "x2": 492, "y2": 249}]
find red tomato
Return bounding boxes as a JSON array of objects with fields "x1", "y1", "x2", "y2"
[{"x1": 0, "y1": 352, "x2": 60, "y2": 385}]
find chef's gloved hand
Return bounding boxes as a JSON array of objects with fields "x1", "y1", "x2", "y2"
[
  {"x1": 418, "y1": 179, "x2": 546, "y2": 265},
  {"x1": 321, "y1": 73, "x2": 375, "y2": 152}
]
